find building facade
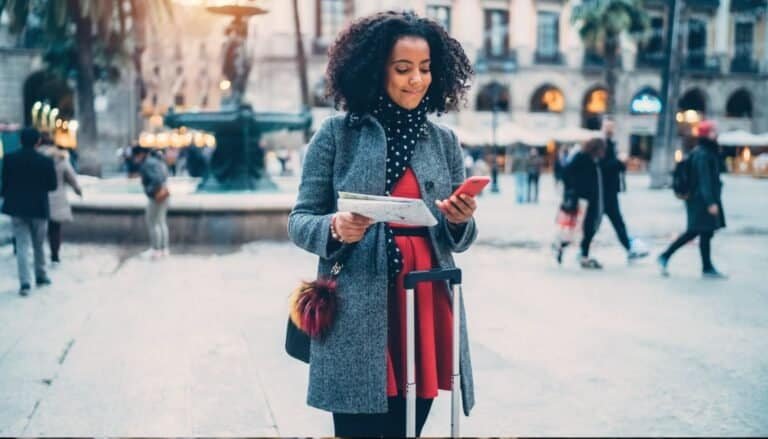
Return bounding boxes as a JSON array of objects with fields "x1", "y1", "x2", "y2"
[
  {"x1": 244, "y1": 0, "x2": 768, "y2": 164},
  {"x1": 3, "y1": 1, "x2": 766, "y2": 169}
]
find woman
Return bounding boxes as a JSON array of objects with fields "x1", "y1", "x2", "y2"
[
  {"x1": 42, "y1": 144, "x2": 82, "y2": 264},
  {"x1": 658, "y1": 120, "x2": 727, "y2": 278},
  {"x1": 563, "y1": 137, "x2": 606, "y2": 269},
  {"x1": 288, "y1": 11, "x2": 477, "y2": 437}
]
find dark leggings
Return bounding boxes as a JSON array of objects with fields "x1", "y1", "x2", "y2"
[
  {"x1": 332, "y1": 396, "x2": 433, "y2": 438},
  {"x1": 527, "y1": 173, "x2": 540, "y2": 202},
  {"x1": 580, "y1": 202, "x2": 600, "y2": 257},
  {"x1": 48, "y1": 221, "x2": 62, "y2": 262},
  {"x1": 604, "y1": 196, "x2": 631, "y2": 251},
  {"x1": 661, "y1": 230, "x2": 714, "y2": 271}
]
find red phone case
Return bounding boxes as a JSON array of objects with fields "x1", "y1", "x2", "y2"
[{"x1": 452, "y1": 176, "x2": 490, "y2": 197}]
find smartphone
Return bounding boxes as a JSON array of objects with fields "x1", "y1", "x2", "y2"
[{"x1": 451, "y1": 176, "x2": 491, "y2": 198}]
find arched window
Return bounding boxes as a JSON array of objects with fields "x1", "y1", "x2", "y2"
[
  {"x1": 630, "y1": 87, "x2": 662, "y2": 115},
  {"x1": 23, "y1": 71, "x2": 74, "y2": 127},
  {"x1": 725, "y1": 88, "x2": 752, "y2": 118},
  {"x1": 476, "y1": 82, "x2": 510, "y2": 112},
  {"x1": 530, "y1": 84, "x2": 565, "y2": 113},
  {"x1": 678, "y1": 88, "x2": 707, "y2": 113},
  {"x1": 582, "y1": 86, "x2": 607, "y2": 129}
]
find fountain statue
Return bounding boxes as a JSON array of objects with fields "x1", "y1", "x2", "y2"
[
  {"x1": 66, "y1": 1, "x2": 310, "y2": 244},
  {"x1": 164, "y1": 0, "x2": 311, "y2": 192}
]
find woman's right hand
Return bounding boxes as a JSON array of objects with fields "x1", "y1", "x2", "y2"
[{"x1": 332, "y1": 212, "x2": 375, "y2": 243}]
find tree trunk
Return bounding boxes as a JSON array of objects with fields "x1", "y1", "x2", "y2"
[
  {"x1": 71, "y1": 0, "x2": 100, "y2": 176},
  {"x1": 292, "y1": 0, "x2": 310, "y2": 141},
  {"x1": 130, "y1": 0, "x2": 147, "y2": 140}
]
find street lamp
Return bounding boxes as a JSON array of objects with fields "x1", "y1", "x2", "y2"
[
  {"x1": 489, "y1": 87, "x2": 507, "y2": 193},
  {"x1": 490, "y1": 101, "x2": 500, "y2": 193}
]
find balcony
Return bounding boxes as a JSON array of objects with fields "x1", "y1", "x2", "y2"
[
  {"x1": 686, "y1": 0, "x2": 720, "y2": 9},
  {"x1": 730, "y1": 56, "x2": 759, "y2": 74},
  {"x1": 731, "y1": 0, "x2": 767, "y2": 11},
  {"x1": 475, "y1": 49, "x2": 518, "y2": 73},
  {"x1": 582, "y1": 51, "x2": 604, "y2": 72},
  {"x1": 581, "y1": 51, "x2": 623, "y2": 72},
  {"x1": 636, "y1": 51, "x2": 665, "y2": 69},
  {"x1": 682, "y1": 52, "x2": 721, "y2": 76},
  {"x1": 534, "y1": 51, "x2": 565, "y2": 65}
]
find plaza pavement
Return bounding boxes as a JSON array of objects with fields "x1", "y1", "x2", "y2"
[{"x1": 0, "y1": 173, "x2": 767, "y2": 436}]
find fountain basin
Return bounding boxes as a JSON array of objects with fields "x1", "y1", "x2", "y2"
[{"x1": 65, "y1": 177, "x2": 298, "y2": 244}]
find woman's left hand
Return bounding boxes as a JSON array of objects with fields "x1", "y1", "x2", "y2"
[{"x1": 435, "y1": 194, "x2": 477, "y2": 225}]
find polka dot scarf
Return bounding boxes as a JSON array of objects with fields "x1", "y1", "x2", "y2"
[{"x1": 371, "y1": 94, "x2": 430, "y2": 284}]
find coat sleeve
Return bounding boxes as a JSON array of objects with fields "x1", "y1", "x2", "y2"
[
  {"x1": 440, "y1": 129, "x2": 477, "y2": 253},
  {"x1": 45, "y1": 157, "x2": 58, "y2": 192},
  {"x1": 63, "y1": 160, "x2": 82, "y2": 194},
  {"x1": 1, "y1": 158, "x2": 8, "y2": 198},
  {"x1": 694, "y1": 153, "x2": 715, "y2": 206},
  {"x1": 288, "y1": 117, "x2": 347, "y2": 260}
]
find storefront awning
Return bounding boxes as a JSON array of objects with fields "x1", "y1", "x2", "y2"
[
  {"x1": 550, "y1": 127, "x2": 603, "y2": 143},
  {"x1": 718, "y1": 130, "x2": 768, "y2": 147},
  {"x1": 444, "y1": 122, "x2": 550, "y2": 146}
]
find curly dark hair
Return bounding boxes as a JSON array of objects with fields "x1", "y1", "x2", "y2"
[{"x1": 325, "y1": 10, "x2": 473, "y2": 115}]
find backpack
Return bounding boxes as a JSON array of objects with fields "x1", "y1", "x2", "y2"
[{"x1": 672, "y1": 157, "x2": 692, "y2": 200}]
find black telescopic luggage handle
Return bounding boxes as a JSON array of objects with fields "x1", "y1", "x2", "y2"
[{"x1": 403, "y1": 268, "x2": 462, "y2": 290}]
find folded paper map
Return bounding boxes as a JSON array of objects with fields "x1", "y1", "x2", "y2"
[{"x1": 337, "y1": 191, "x2": 438, "y2": 227}]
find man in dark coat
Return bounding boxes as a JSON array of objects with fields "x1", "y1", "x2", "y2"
[
  {"x1": 564, "y1": 137, "x2": 606, "y2": 269},
  {"x1": 658, "y1": 120, "x2": 727, "y2": 278},
  {"x1": 600, "y1": 119, "x2": 648, "y2": 262},
  {"x1": 1, "y1": 127, "x2": 58, "y2": 295}
]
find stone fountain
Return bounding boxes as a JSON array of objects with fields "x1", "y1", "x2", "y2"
[{"x1": 67, "y1": 0, "x2": 311, "y2": 245}]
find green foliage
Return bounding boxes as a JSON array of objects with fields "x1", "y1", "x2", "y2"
[
  {"x1": 571, "y1": 0, "x2": 649, "y2": 56},
  {"x1": 1, "y1": 0, "x2": 172, "y2": 84}
]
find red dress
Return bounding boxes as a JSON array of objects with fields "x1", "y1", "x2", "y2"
[{"x1": 385, "y1": 167, "x2": 453, "y2": 399}]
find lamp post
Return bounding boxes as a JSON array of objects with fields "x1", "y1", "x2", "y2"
[
  {"x1": 650, "y1": 0, "x2": 684, "y2": 188},
  {"x1": 490, "y1": 103, "x2": 499, "y2": 192},
  {"x1": 490, "y1": 92, "x2": 501, "y2": 193}
]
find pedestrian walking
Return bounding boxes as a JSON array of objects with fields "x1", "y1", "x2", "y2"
[
  {"x1": 553, "y1": 145, "x2": 568, "y2": 189},
  {"x1": 41, "y1": 145, "x2": 82, "y2": 264},
  {"x1": 133, "y1": 146, "x2": 170, "y2": 259},
  {"x1": 658, "y1": 120, "x2": 727, "y2": 278},
  {"x1": 1, "y1": 128, "x2": 57, "y2": 296},
  {"x1": 511, "y1": 145, "x2": 529, "y2": 203},
  {"x1": 526, "y1": 148, "x2": 543, "y2": 203},
  {"x1": 600, "y1": 119, "x2": 648, "y2": 262},
  {"x1": 288, "y1": 11, "x2": 478, "y2": 437},
  {"x1": 564, "y1": 137, "x2": 606, "y2": 269}
]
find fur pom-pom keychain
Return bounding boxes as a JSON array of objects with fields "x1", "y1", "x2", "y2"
[{"x1": 289, "y1": 263, "x2": 342, "y2": 339}]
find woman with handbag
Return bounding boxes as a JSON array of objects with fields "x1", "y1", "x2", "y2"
[
  {"x1": 133, "y1": 146, "x2": 171, "y2": 259},
  {"x1": 288, "y1": 11, "x2": 479, "y2": 437},
  {"x1": 41, "y1": 144, "x2": 82, "y2": 264}
]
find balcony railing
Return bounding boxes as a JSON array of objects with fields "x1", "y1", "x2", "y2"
[
  {"x1": 683, "y1": 52, "x2": 721, "y2": 76},
  {"x1": 475, "y1": 49, "x2": 518, "y2": 73},
  {"x1": 534, "y1": 51, "x2": 565, "y2": 65},
  {"x1": 636, "y1": 51, "x2": 665, "y2": 68},
  {"x1": 582, "y1": 51, "x2": 604, "y2": 72},
  {"x1": 730, "y1": 0, "x2": 767, "y2": 11},
  {"x1": 581, "y1": 51, "x2": 623, "y2": 72},
  {"x1": 731, "y1": 56, "x2": 760, "y2": 74},
  {"x1": 686, "y1": 0, "x2": 720, "y2": 9}
]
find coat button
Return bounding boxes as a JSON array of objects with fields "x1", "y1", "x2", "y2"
[{"x1": 425, "y1": 181, "x2": 434, "y2": 191}]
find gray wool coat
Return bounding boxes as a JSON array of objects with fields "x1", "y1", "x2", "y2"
[{"x1": 288, "y1": 113, "x2": 477, "y2": 415}]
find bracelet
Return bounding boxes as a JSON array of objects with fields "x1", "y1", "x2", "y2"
[{"x1": 330, "y1": 214, "x2": 344, "y2": 243}]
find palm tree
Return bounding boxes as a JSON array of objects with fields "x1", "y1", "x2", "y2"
[
  {"x1": 0, "y1": 0, "x2": 173, "y2": 176},
  {"x1": 571, "y1": 0, "x2": 648, "y2": 115}
]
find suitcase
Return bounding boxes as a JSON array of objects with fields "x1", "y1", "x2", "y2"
[{"x1": 403, "y1": 267, "x2": 463, "y2": 438}]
